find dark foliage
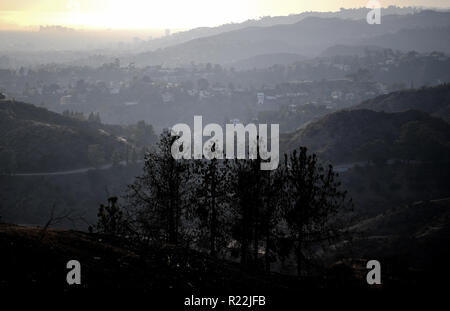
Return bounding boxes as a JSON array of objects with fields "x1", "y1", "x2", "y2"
[{"x1": 102, "y1": 134, "x2": 352, "y2": 276}]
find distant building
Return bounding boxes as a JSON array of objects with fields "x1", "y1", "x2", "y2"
[
  {"x1": 60, "y1": 95, "x2": 73, "y2": 105},
  {"x1": 331, "y1": 91, "x2": 342, "y2": 100},
  {"x1": 199, "y1": 90, "x2": 210, "y2": 99},
  {"x1": 257, "y1": 92, "x2": 265, "y2": 105}
]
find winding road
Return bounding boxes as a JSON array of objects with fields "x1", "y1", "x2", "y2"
[{"x1": 3, "y1": 161, "x2": 132, "y2": 177}]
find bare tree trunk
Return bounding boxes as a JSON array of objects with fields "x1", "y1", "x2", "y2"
[
  {"x1": 210, "y1": 200, "x2": 216, "y2": 257},
  {"x1": 265, "y1": 228, "x2": 270, "y2": 272},
  {"x1": 210, "y1": 160, "x2": 217, "y2": 257},
  {"x1": 297, "y1": 229, "x2": 303, "y2": 277}
]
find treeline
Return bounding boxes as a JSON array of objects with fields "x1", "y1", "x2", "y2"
[{"x1": 96, "y1": 131, "x2": 352, "y2": 276}]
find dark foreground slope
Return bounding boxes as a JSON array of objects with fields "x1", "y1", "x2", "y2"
[
  {"x1": 1, "y1": 221, "x2": 448, "y2": 299},
  {"x1": 0, "y1": 224, "x2": 309, "y2": 294},
  {"x1": 345, "y1": 198, "x2": 450, "y2": 283}
]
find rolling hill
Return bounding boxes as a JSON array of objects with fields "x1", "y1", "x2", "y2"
[
  {"x1": 137, "y1": 7, "x2": 424, "y2": 52},
  {"x1": 0, "y1": 99, "x2": 127, "y2": 173},
  {"x1": 283, "y1": 109, "x2": 450, "y2": 164},
  {"x1": 229, "y1": 53, "x2": 307, "y2": 70},
  {"x1": 133, "y1": 11, "x2": 450, "y2": 66},
  {"x1": 320, "y1": 44, "x2": 388, "y2": 57},
  {"x1": 354, "y1": 84, "x2": 450, "y2": 123}
]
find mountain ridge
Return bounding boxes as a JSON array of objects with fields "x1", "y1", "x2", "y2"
[
  {"x1": 354, "y1": 84, "x2": 450, "y2": 123},
  {"x1": 133, "y1": 11, "x2": 450, "y2": 66}
]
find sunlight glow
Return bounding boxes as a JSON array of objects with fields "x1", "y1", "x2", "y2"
[{"x1": 0, "y1": 0, "x2": 449, "y2": 30}]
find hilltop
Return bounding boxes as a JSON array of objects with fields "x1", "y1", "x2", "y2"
[
  {"x1": 135, "y1": 7, "x2": 425, "y2": 53},
  {"x1": 354, "y1": 84, "x2": 450, "y2": 123},
  {"x1": 283, "y1": 109, "x2": 450, "y2": 164}
]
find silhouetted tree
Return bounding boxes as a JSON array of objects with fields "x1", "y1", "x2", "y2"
[
  {"x1": 231, "y1": 157, "x2": 263, "y2": 267},
  {"x1": 126, "y1": 130, "x2": 187, "y2": 245},
  {"x1": 134, "y1": 120, "x2": 157, "y2": 148},
  {"x1": 283, "y1": 147, "x2": 352, "y2": 277},
  {"x1": 88, "y1": 112, "x2": 101, "y2": 123},
  {"x1": 189, "y1": 154, "x2": 233, "y2": 257},
  {"x1": 97, "y1": 196, "x2": 125, "y2": 236},
  {"x1": 260, "y1": 167, "x2": 286, "y2": 272}
]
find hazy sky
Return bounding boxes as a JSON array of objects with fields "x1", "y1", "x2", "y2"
[{"x1": 1, "y1": 0, "x2": 450, "y2": 30}]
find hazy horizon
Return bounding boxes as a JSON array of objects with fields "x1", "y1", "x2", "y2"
[{"x1": 1, "y1": 0, "x2": 450, "y2": 31}]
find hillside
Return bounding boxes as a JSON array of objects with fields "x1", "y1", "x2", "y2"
[
  {"x1": 347, "y1": 198, "x2": 450, "y2": 276},
  {"x1": 361, "y1": 26, "x2": 450, "y2": 54},
  {"x1": 2, "y1": 201, "x2": 448, "y2": 294},
  {"x1": 230, "y1": 53, "x2": 307, "y2": 70},
  {"x1": 0, "y1": 100, "x2": 126, "y2": 173},
  {"x1": 136, "y1": 7, "x2": 424, "y2": 52},
  {"x1": 283, "y1": 109, "x2": 450, "y2": 164},
  {"x1": 2, "y1": 221, "x2": 445, "y2": 296},
  {"x1": 0, "y1": 223, "x2": 313, "y2": 294},
  {"x1": 320, "y1": 44, "x2": 388, "y2": 57},
  {"x1": 134, "y1": 11, "x2": 450, "y2": 66},
  {"x1": 354, "y1": 84, "x2": 450, "y2": 123}
]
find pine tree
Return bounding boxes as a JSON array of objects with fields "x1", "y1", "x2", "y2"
[
  {"x1": 231, "y1": 157, "x2": 263, "y2": 267},
  {"x1": 97, "y1": 196, "x2": 125, "y2": 236},
  {"x1": 283, "y1": 147, "x2": 351, "y2": 277},
  {"x1": 260, "y1": 166, "x2": 286, "y2": 272},
  {"x1": 126, "y1": 130, "x2": 188, "y2": 245},
  {"x1": 189, "y1": 148, "x2": 233, "y2": 257}
]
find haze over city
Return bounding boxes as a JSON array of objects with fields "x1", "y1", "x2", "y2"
[{"x1": 1, "y1": 0, "x2": 450, "y2": 30}]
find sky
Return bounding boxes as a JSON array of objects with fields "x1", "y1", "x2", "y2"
[{"x1": 1, "y1": 0, "x2": 450, "y2": 30}]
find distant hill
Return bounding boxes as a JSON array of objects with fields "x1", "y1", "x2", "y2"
[
  {"x1": 139, "y1": 7, "x2": 428, "y2": 52},
  {"x1": 134, "y1": 11, "x2": 450, "y2": 66},
  {"x1": 354, "y1": 84, "x2": 450, "y2": 123},
  {"x1": 0, "y1": 100, "x2": 126, "y2": 173},
  {"x1": 360, "y1": 26, "x2": 450, "y2": 54},
  {"x1": 229, "y1": 53, "x2": 307, "y2": 70},
  {"x1": 283, "y1": 109, "x2": 450, "y2": 164},
  {"x1": 320, "y1": 44, "x2": 388, "y2": 57}
]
